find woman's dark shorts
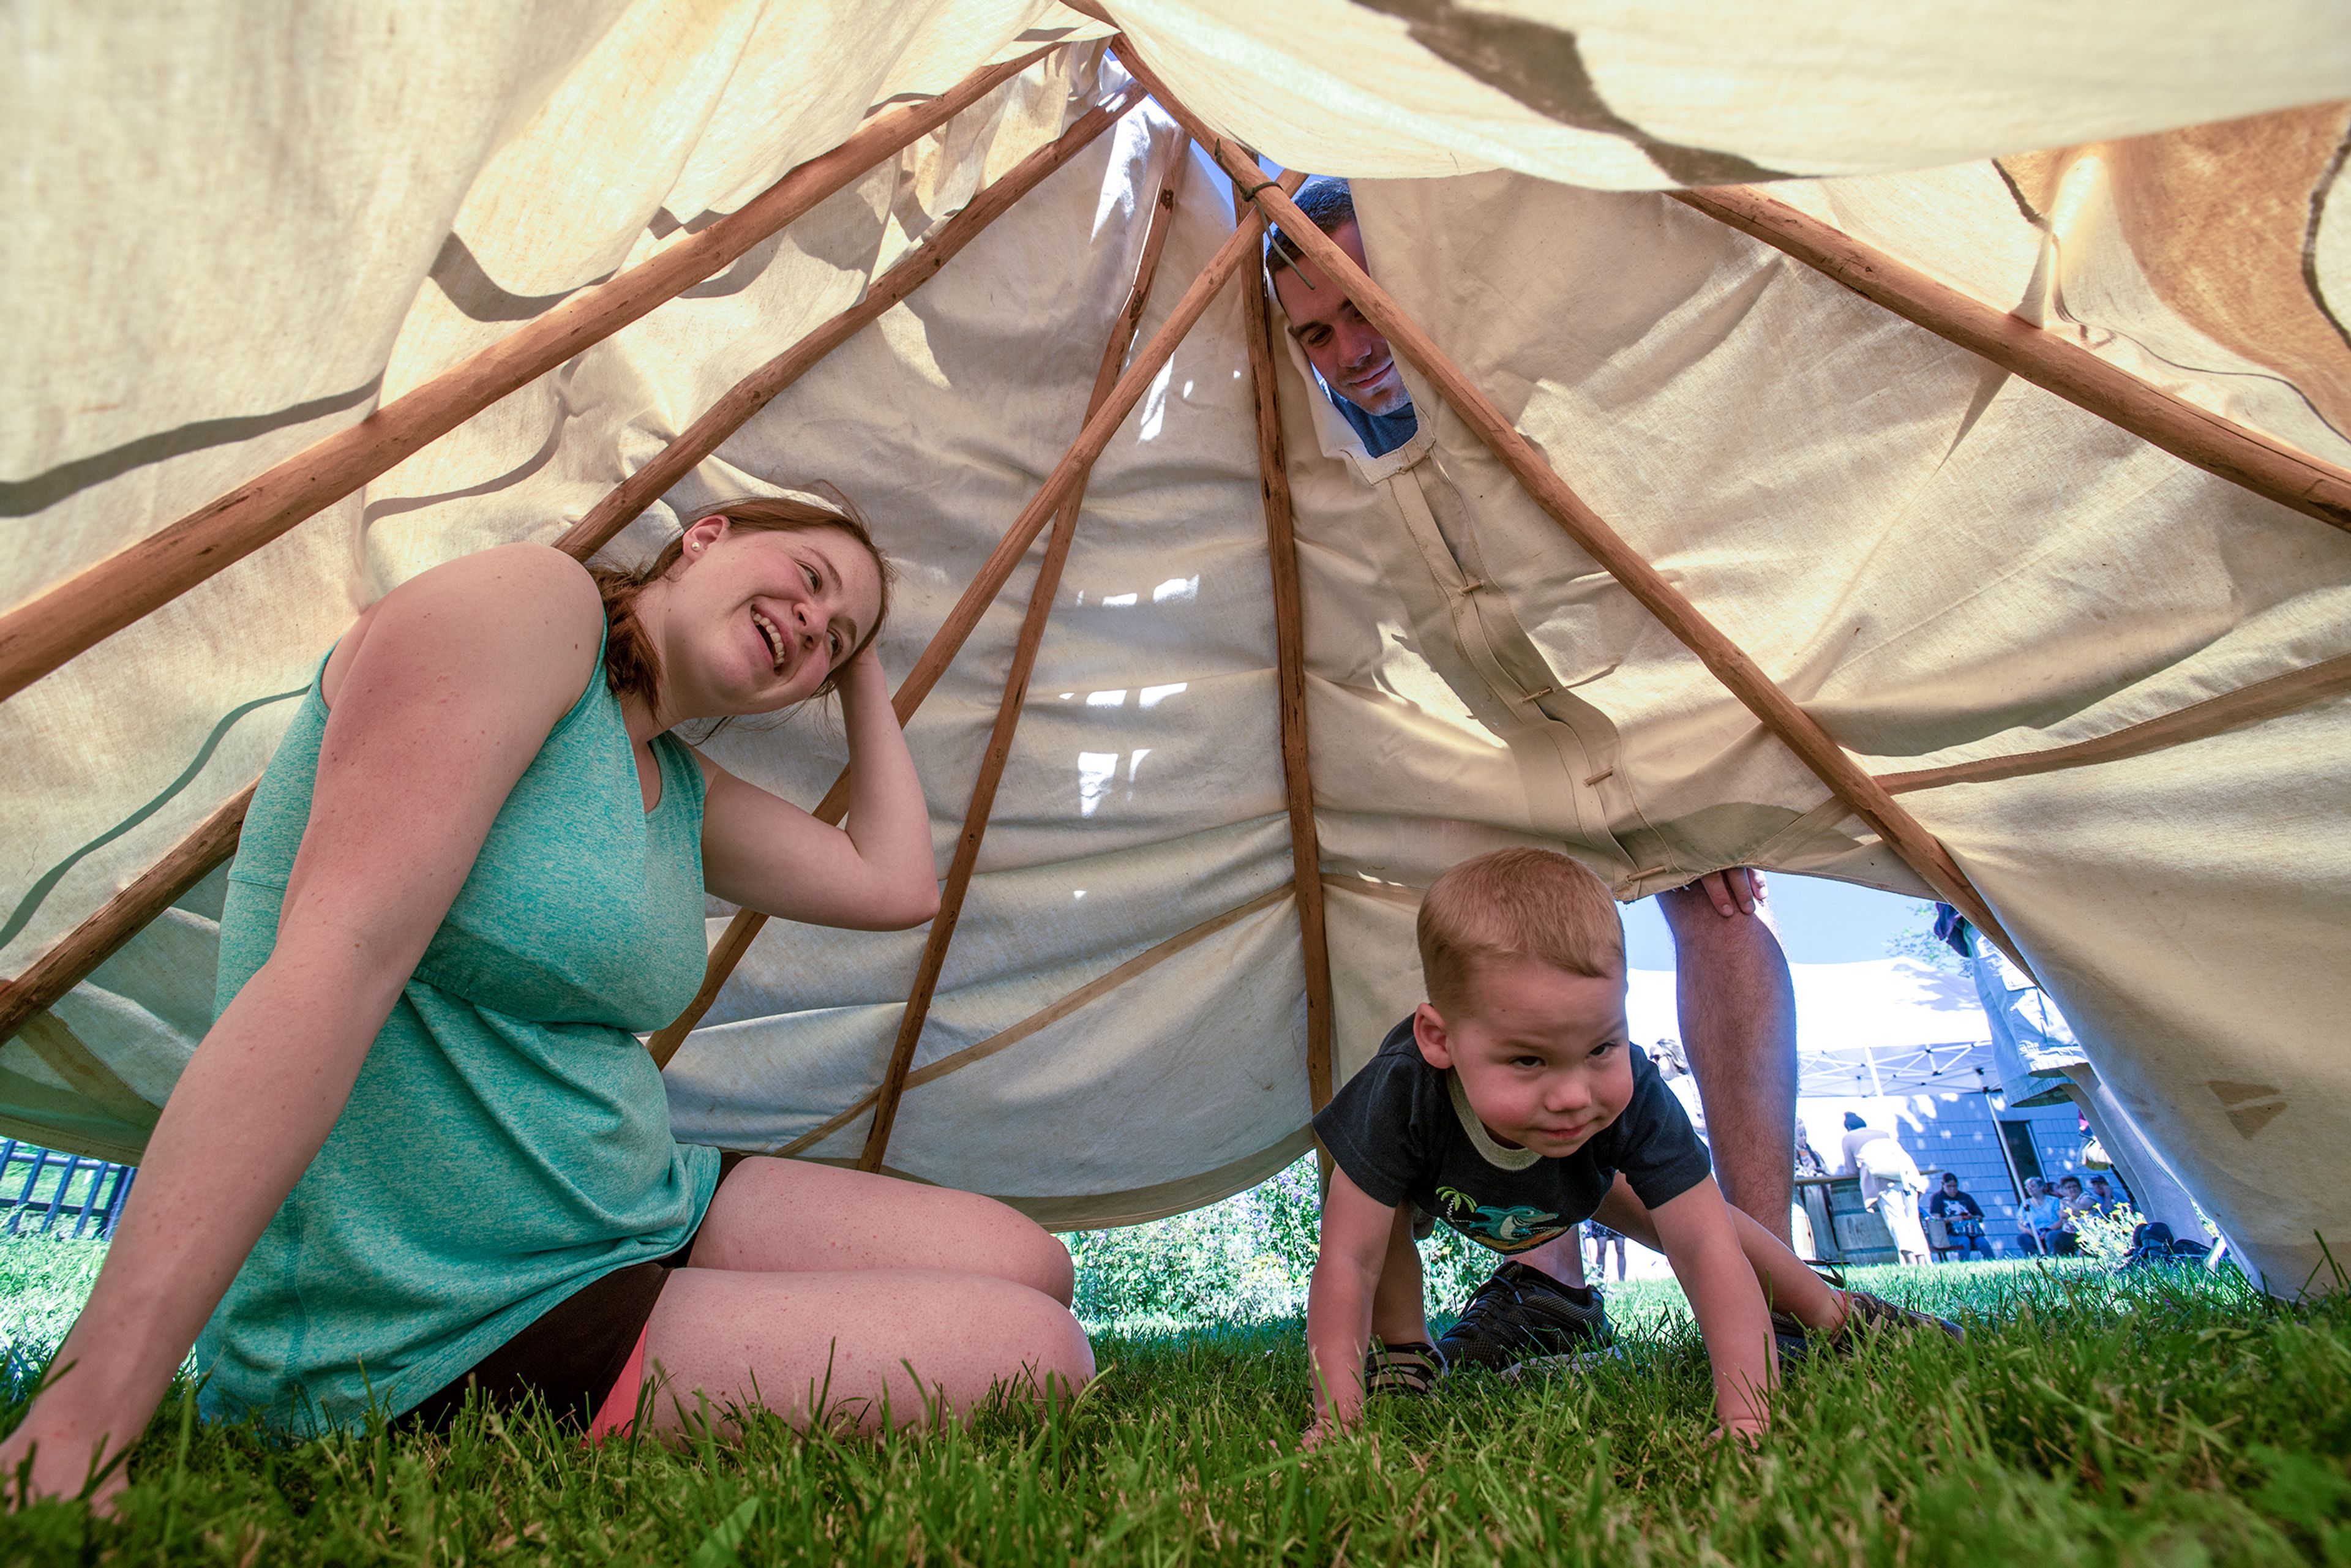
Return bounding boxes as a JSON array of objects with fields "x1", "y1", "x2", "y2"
[{"x1": 402, "y1": 1151, "x2": 747, "y2": 1431}]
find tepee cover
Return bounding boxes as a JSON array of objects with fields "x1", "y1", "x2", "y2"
[{"x1": 4, "y1": 1, "x2": 2349, "y2": 1291}]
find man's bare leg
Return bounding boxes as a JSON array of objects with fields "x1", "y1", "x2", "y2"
[
  {"x1": 1515, "y1": 1227, "x2": 1587, "y2": 1289},
  {"x1": 1658, "y1": 871, "x2": 1798, "y2": 1245}
]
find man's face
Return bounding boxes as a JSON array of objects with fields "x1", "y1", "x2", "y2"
[
  {"x1": 2061, "y1": 1178, "x2": 2083, "y2": 1199},
  {"x1": 1271, "y1": 221, "x2": 1411, "y2": 415},
  {"x1": 2091, "y1": 1178, "x2": 2112, "y2": 1197},
  {"x1": 1412, "y1": 958, "x2": 1633, "y2": 1157},
  {"x1": 1942, "y1": 1175, "x2": 1960, "y2": 1193}
]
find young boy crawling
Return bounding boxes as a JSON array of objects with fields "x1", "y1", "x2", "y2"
[{"x1": 1305, "y1": 848, "x2": 1958, "y2": 1445}]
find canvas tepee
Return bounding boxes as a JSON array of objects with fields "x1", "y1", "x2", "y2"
[{"x1": 3, "y1": 1, "x2": 2347, "y2": 1292}]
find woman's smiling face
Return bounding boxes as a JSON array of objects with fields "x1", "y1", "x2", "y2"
[{"x1": 658, "y1": 514, "x2": 883, "y2": 718}]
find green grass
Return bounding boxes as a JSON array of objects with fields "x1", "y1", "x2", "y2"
[
  {"x1": 0, "y1": 1238, "x2": 105, "y2": 1376},
  {"x1": 3, "y1": 1249, "x2": 2347, "y2": 1564}
]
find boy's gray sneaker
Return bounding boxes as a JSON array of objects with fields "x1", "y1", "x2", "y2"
[
  {"x1": 1435, "y1": 1261, "x2": 1611, "y2": 1371},
  {"x1": 1363, "y1": 1339, "x2": 1444, "y2": 1398}
]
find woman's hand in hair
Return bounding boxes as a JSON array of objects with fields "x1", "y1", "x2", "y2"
[
  {"x1": 696, "y1": 642, "x2": 940, "y2": 931},
  {"x1": 834, "y1": 637, "x2": 891, "y2": 710}
]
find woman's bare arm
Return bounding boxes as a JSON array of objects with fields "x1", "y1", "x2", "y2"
[
  {"x1": 696, "y1": 646, "x2": 939, "y2": 931},
  {"x1": 0, "y1": 546, "x2": 602, "y2": 1506}
]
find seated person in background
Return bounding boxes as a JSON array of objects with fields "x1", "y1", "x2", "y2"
[
  {"x1": 2087, "y1": 1172, "x2": 2129, "y2": 1216},
  {"x1": 1269, "y1": 173, "x2": 1806, "y2": 1372},
  {"x1": 2055, "y1": 1174, "x2": 2094, "y2": 1253},
  {"x1": 1926, "y1": 1172, "x2": 1993, "y2": 1260},
  {"x1": 2017, "y1": 1177, "x2": 2063, "y2": 1255},
  {"x1": 2120, "y1": 1220, "x2": 2208, "y2": 1270},
  {"x1": 1302, "y1": 849, "x2": 1959, "y2": 1447}
]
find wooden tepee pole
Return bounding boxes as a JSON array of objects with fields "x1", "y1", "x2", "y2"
[
  {"x1": 778, "y1": 887, "x2": 1292, "y2": 1161},
  {"x1": 858, "y1": 141, "x2": 1190, "y2": 1174},
  {"x1": 1118, "y1": 47, "x2": 2034, "y2": 974},
  {"x1": 1232, "y1": 184, "x2": 1336, "y2": 1127},
  {"x1": 1875, "y1": 650, "x2": 2351, "y2": 796},
  {"x1": 557, "y1": 83, "x2": 1144, "y2": 561},
  {"x1": 0, "y1": 44, "x2": 1059, "y2": 705},
  {"x1": 647, "y1": 165, "x2": 1306, "y2": 1067},
  {"x1": 0, "y1": 789, "x2": 250, "y2": 1049},
  {"x1": 1671, "y1": 186, "x2": 2351, "y2": 536},
  {"x1": 0, "y1": 75, "x2": 1134, "y2": 1050}
]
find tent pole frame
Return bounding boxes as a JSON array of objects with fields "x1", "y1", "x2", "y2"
[
  {"x1": 1877, "y1": 648, "x2": 2351, "y2": 795},
  {"x1": 0, "y1": 788, "x2": 251, "y2": 1049},
  {"x1": 0, "y1": 45, "x2": 1063, "y2": 706},
  {"x1": 1233, "y1": 182, "x2": 1337, "y2": 1153},
  {"x1": 1116, "y1": 43, "x2": 2034, "y2": 977},
  {"x1": 857, "y1": 140, "x2": 1191, "y2": 1174},
  {"x1": 556, "y1": 83, "x2": 1144, "y2": 561},
  {"x1": 1670, "y1": 184, "x2": 2351, "y2": 536},
  {"x1": 0, "y1": 77, "x2": 1134, "y2": 1059},
  {"x1": 776, "y1": 887, "x2": 1291, "y2": 1160},
  {"x1": 647, "y1": 165, "x2": 1308, "y2": 1068}
]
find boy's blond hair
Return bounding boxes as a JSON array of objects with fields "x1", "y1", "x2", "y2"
[{"x1": 1417, "y1": 848, "x2": 1624, "y2": 1015}]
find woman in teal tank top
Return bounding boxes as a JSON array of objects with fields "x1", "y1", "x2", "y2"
[{"x1": 7, "y1": 498, "x2": 1093, "y2": 1502}]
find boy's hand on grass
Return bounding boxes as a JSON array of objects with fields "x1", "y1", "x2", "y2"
[
  {"x1": 1297, "y1": 1410, "x2": 1373, "y2": 1457},
  {"x1": 1710, "y1": 1417, "x2": 1767, "y2": 1450},
  {"x1": 1303, "y1": 1169, "x2": 1394, "y2": 1460},
  {"x1": 1646, "y1": 1177, "x2": 1779, "y2": 1444}
]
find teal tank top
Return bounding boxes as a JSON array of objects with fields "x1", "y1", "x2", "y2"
[{"x1": 195, "y1": 633, "x2": 721, "y2": 1431}]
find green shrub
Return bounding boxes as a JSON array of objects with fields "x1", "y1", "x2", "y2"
[{"x1": 1070, "y1": 1155, "x2": 1544, "y2": 1331}]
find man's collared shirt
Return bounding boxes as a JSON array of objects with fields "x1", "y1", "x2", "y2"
[{"x1": 1329, "y1": 386, "x2": 1420, "y2": 458}]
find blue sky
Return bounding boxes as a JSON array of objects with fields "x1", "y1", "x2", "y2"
[{"x1": 1623, "y1": 874, "x2": 1935, "y2": 969}]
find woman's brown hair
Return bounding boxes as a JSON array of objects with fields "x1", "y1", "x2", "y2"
[{"x1": 589, "y1": 493, "x2": 893, "y2": 715}]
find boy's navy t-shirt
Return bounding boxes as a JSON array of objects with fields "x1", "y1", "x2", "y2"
[{"x1": 1313, "y1": 1018, "x2": 1712, "y2": 1255}]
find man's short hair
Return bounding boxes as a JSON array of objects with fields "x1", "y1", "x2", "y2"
[
  {"x1": 1265, "y1": 175, "x2": 1356, "y2": 280},
  {"x1": 1416, "y1": 847, "x2": 1622, "y2": 1017}
]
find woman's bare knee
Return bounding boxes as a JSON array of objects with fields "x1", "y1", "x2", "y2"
[
  {"x1": 1006, "y1": 1283, "x2": 1094, "y2": 1394},
  {"x1": 640, "y1": 1268, "x2": 1090, "y2": 1438},
  {"x1": 695, "y1": 1160, "x2": 1073, "y2": 1299},
  {"x1": 1023, "y1": 1223, "x2": 1076, "y2": 1307},
  {"x1": 956, "y1": 1193, "x2": 1074, "y2": 1304}
]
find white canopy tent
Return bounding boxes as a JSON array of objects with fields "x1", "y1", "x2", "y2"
[
  {"x1": 3, "y1": 3, "x2": 2347, "y2": 1292},
  {"x1": 1626, "y1": 958, "x2": 1998, "y2": 1100}
]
